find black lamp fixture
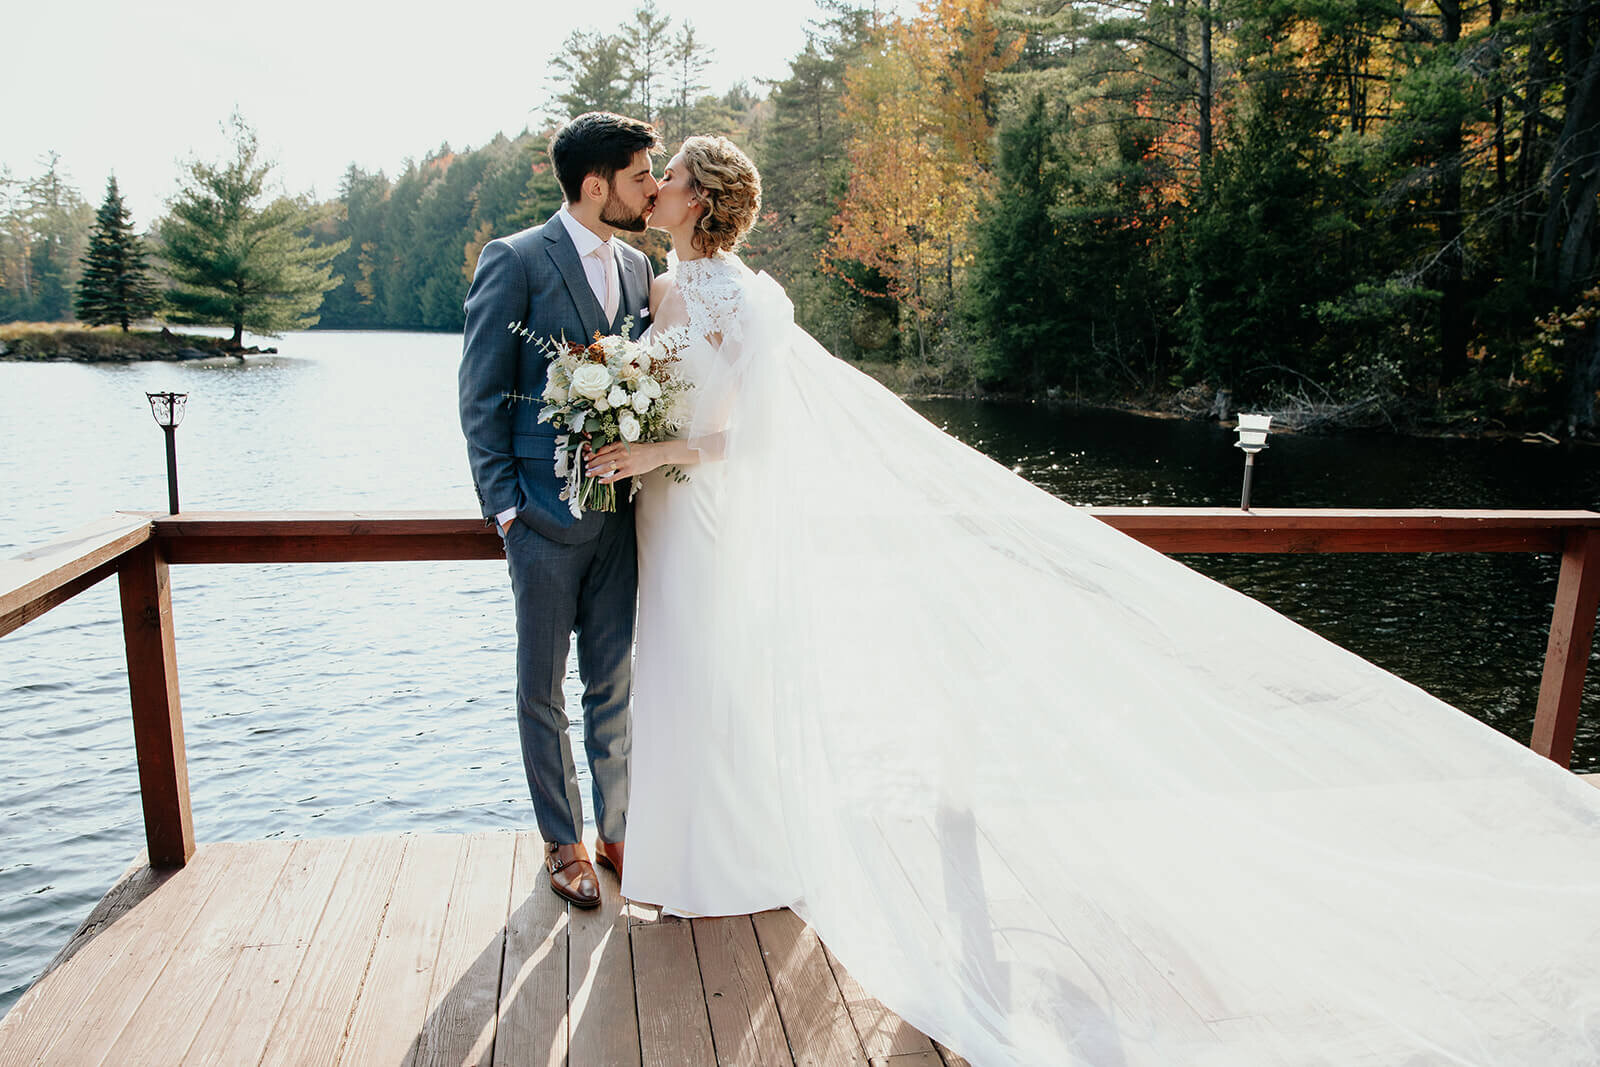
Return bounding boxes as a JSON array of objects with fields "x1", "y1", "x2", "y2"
[
  {"x1": 1234, "y1": 413, "x2": 1272, "y2": 511},
  {"x1": 145, "y1": 391, "x2": 188, "y2": 514}
]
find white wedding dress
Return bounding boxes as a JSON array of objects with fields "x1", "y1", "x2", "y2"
[{"x1": 622, "y1": 252, "x2": 1600, "y2": 1066}]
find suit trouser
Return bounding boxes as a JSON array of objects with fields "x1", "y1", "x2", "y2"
[{"x1": 504, "y1": 510, "x2": 636, "y2": 844}]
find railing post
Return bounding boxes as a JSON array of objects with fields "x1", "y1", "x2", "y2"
[
  {"x1": 117, "y1": 539, "x2": 195, "y2": 866},
  {"x1": 1531, "y1": 527, "x2": 1600, "y2": 766}
]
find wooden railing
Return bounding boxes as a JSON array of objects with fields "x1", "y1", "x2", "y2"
[{"x1": 4, "y1": 509, "x2": 1599, "y2": 870}]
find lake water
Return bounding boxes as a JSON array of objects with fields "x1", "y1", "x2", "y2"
[{"x1": 3, "y1": 329, "x2": 1598, "y2": 1017}]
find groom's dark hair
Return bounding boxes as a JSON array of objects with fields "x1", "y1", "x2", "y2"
[{"x1": 549, "y1": 112, "x2": 662, "y2": 204}]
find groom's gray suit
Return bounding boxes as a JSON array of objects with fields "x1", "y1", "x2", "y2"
[{"x1": 458, "y1": 211, "x2": 653, "y2": 845}]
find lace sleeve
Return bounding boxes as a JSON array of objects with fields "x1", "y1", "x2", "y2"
[
  {"x1": 677, "y1": 255, "x2": 745, "y2": 349},
  {"x1": 679, "y1": 256, "x2": 756, "y2": 462}
]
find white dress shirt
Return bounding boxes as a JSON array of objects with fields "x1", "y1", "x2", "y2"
[
  {"x1": 557, "y1": 204, "x2": 620, "y2": 319},
  {"x1": 498, "y1": 207, "x2": 621, "y2": 533}
]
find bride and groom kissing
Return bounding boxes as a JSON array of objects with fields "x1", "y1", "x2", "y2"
[
  {"x1": 457, "y1": 113, "x2": 1600, "y2": 1065},
  {"x1": 459, "y1": 111, "x2": 776, "y2": 914}
]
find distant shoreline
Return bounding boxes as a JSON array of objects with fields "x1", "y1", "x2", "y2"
[
  {"x1": 1, "y1": 324, "x2": 1575, "y2": 446},
  {"x1": 0, "y1": 324, "x2": 276, "y2": 363}
]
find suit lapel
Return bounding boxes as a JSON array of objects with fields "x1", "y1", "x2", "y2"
[
  {"x1": 542, "y1": 216, "x2": 604, "y2": 341},
  {"x1": 614, "y1": 248, "x2": 647, "y2": 336}
]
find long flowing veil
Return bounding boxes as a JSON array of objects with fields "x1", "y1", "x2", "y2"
[{"x1": 685, "y1": 260, "x2": 1600, "y2": 1065}]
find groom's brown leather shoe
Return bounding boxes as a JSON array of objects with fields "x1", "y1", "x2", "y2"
[
  {"x1": 546, "y1": 842, "x2": 600, "y2": 908},
  {"x1": 595, "y1": 838, "x2": 624, "y2": 879}
]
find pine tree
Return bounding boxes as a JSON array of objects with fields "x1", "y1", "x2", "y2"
[
  {"x1": 624, "y1": 1, "x2": 674, "y2": 125},
  {"x1": 26, "y1": 156, "x2": 92, "y2": 321},
  {"x1": 967, "y1": 93, "x2": 1068, "y2": 385},
  {"x1": 0, "y1": 155, "x2": 92, "y2": 322},
  {"x1": 158, "y1": 114, "x2": 346, "y2": 345},
  {"x1": 664, "y1": 24, "x2": 712, "y2": 143},
  {"x1": 547, "y1": 31, "x2": 636, "y2": 117},
  {"x1": 75, "y1": 176, "x2": 160, "y2": 330}
]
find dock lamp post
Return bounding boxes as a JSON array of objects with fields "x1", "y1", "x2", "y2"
[
  {"x1": 1234, "y1": 413, "x2": 1272, "y2": 511},
  {"x1": 145, "y1": 391, "x2": 187, "y2": 514}
]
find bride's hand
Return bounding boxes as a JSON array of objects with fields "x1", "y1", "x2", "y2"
[{"x1": 586, "y1": 441, "x2": 661, "y2": 483}]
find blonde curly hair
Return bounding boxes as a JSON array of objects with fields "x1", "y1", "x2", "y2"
[{"x1": 679, "y1": 135, "x2": 762, "y2": 255}]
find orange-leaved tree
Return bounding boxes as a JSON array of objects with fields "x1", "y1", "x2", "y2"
[{"x1": 823, "y1": 0, "x2": 1020, "y2": 359}]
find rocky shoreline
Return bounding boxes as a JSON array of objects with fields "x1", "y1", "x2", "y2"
[
  {"x1": 872, "y1": 371, "x2": 1583, "y2": 445},
  {"x1": 0, "y1": 326, "x2": 276, "y2": 363}
]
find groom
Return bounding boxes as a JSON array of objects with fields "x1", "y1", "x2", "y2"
[{"x1": 458, "y1": 112, "x2": 660, "y2": 907}]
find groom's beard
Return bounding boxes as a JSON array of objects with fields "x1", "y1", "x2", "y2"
[{"x1": 601, "y1": 191, "x2": 650, "y2": 233}]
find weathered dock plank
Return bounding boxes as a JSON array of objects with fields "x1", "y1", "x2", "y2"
[
  {"x1": 0, "y1": 842, "x2": 236, "y2": 1065},
  {"x1": 568, "y1": 863, "x2": 641, "y2": 1067},
  {"x1": 98, "y1": 840, "x2": 294, "y2": 1063},
  {"x1": 633, "y1": 918, "x2": 717, "y2": 1066},
  {"x1": 494, "y1": 832, "x2": 568, "y2": 1067},
  {"x1": 258, "y1": 834, "x2": 408, "y2": 1067},
  {"x1": 693, "y1": 915, "x2": 792, "y2": 1067},
  {"x1": 753, "y1": 907, "x2": 868, "y2": 1066},
  {"x1": 339, "y1": 834, "x2": 464, "y2": 1065},
  {"x1": 411, "y1": 831, "x2": 516, "y2": 1067},
  {"x1": 179, "y1": 837, "x2": 350, "y2": 1066}
]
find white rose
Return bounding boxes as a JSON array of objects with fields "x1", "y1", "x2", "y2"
[
  {"x1": 641, "y1": 376, "x2": 662, "y2": 399},
  {"x1": 637, "y1": 350, "x2": 652, "y2": 372},
  {"x1": 543, "y1": 381, "x2": 569, "y2": 404},
  {"x1": 595, "y1": 394, "x2": 611, "y2": 412},
  {"x1": 618, "y1": 412, "x2": 642, "y2": 442},
  {"x1": 608, "y1": 385, "x2": 630, "y2": 409},
  {"x1": 570, "y1": 363, "x2": 612, "y2": 400},
  {"x1": 631, "y1": 391, "x2": 651, "y2": 414}
]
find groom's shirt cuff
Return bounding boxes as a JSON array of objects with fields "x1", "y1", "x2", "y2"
[{"x1": 495, "y1": 506, "x2": 517, "y2": 532}]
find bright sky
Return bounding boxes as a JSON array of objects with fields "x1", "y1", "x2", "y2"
[{"x1": 4, "y1": 0, "x2": 874, "y2": 226}]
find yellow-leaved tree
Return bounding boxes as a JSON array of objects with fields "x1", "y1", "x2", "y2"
[{"x1": 823, "y1": 0, "x2": 1020, "y2": 360}]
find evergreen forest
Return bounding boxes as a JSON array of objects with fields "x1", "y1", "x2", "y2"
[{"x1": 3, "y1": 0, "x2": 1597, "y2": 431}]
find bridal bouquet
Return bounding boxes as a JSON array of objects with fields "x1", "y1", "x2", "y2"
[{"x1": 508, "y1": 318, "x2": 691, "y2": 517}]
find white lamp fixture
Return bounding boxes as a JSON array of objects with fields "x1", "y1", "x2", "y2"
[{"x1": 1233, "y1": 413, "x2": 1272, "y2": 510}]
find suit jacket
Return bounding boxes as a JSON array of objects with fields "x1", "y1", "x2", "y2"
[{"x1": 458, "y1": 212, "x2": 653, "y2": 544}]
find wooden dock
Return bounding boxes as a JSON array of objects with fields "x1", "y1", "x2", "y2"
[
  {"x1": 7, "y1": 777, "x2": 1600, "y2": 1065},
  {"x1": 0, "y1": 832, "x2": 968, "y2": 1066},
  {"x1": 9, "y1": 511, "x2": 1600, "y2": 1065},
  {"x1": 6, "y1": 780, "x2": 1593, "y2": 1062}
]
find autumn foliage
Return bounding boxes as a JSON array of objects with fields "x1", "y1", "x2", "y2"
[{"x1": 823, "y1": 0, "x2": 1020, "y2": 355}]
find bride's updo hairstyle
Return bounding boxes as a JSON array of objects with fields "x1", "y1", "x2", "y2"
[{"x1": 680, "y1": 135, "x2": 761, "y2": 255}]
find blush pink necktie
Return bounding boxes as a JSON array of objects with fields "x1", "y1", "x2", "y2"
[{"x1": 596, "y1": 243, "x2": 619, "y2": 324}]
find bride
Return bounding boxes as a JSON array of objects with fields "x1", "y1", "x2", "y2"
[{"x1": 585, "y1": 136, "x2": 1600, "y2": 1065}]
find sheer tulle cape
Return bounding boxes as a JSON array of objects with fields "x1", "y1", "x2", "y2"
[{"x1": 683, "y1": 261, "x2": 1600, "y2": 1065}]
